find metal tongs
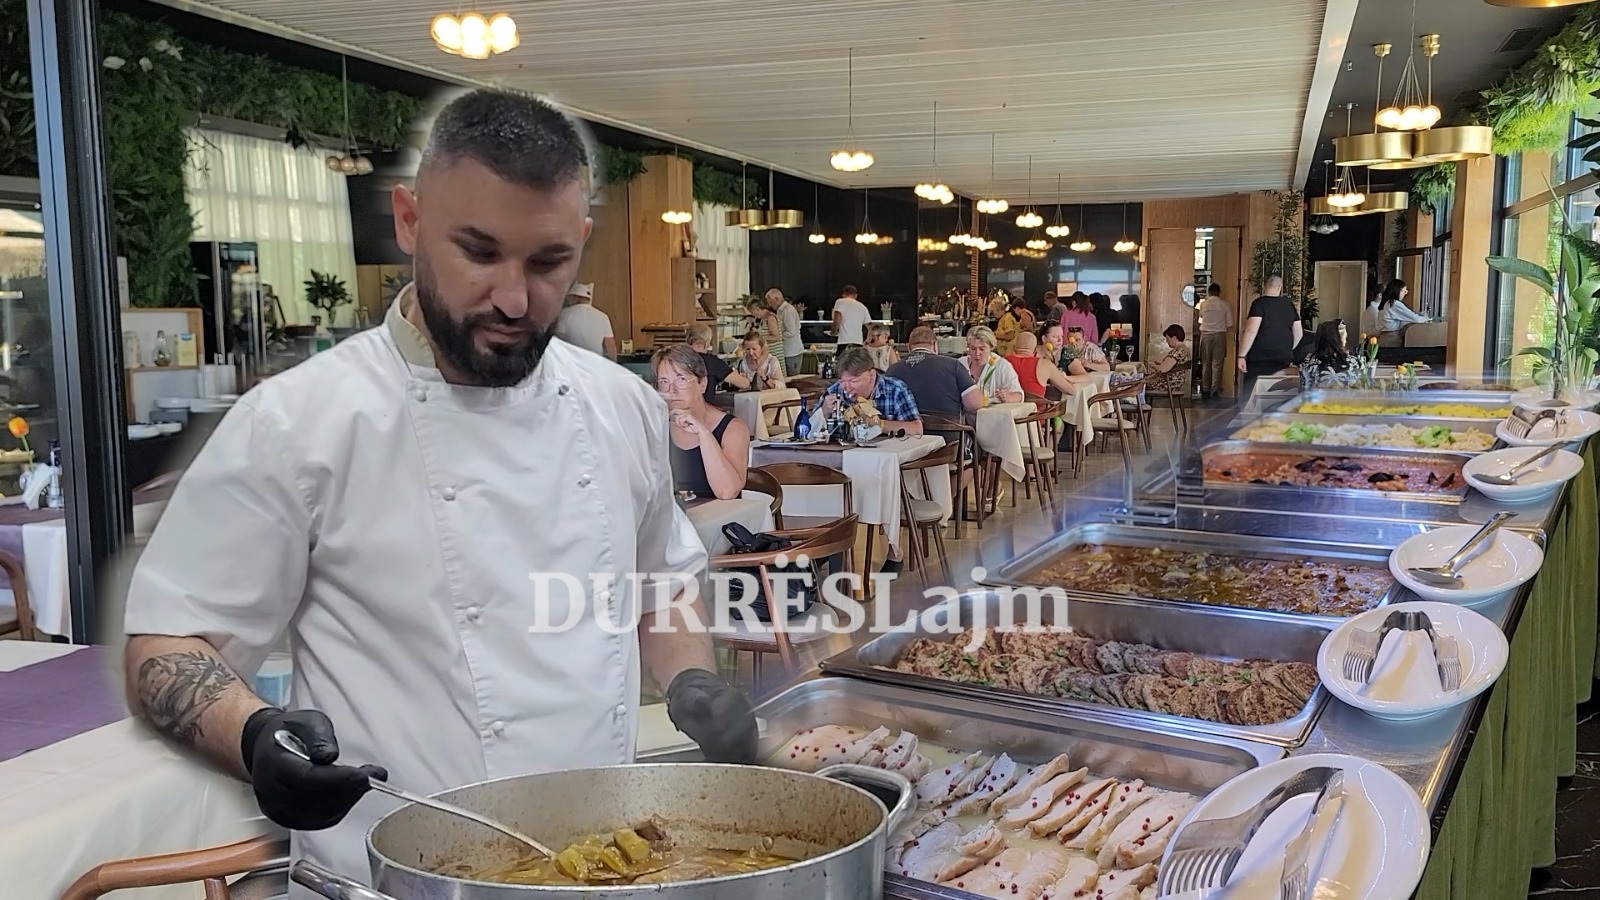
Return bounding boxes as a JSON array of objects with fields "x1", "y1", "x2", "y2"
[
  {"x1": 1340, "y1": 610, "x2": 1462, "y2": 692},
  {"x1": 1504, "y1": 406, "x2": 1566, "y2": 441}
]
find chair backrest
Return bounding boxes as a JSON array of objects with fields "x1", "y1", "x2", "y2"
[
  {"x1": 1089, "y1": 377, "x2": 1145, "y2": 407},
  {"x1": 757, "y1": 461, "x2": 853, "y2": 515},
  {"x1": 744, "y1": 467, "x2": 785, "y2": 516},
  {"x1": 797, "y1": 513, "x2": 860, "y2": 559},
  {"x1": 61, "y1": 836, "x2": 287, "y2": 900},
  {"x1": 0, "y1": 549, "x2": 35, "y2": 640},
  {"x1": 899, "y1": 440, "x2": 962, "y2": 472}
]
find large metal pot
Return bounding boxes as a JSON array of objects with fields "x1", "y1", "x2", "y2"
[{"x1": 291, "y1": 763, "x2": 911, "y2": 900}]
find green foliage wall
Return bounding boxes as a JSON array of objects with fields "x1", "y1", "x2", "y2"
[{"x1": 0, "y1": 1, "x2": 424, "y2": 306}]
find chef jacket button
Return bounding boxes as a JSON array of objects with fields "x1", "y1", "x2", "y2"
[
  {"x1": 597, "y1": 589, "x2": 612, "y2": 604},
  {"x1": 491, "y1": 721, "x2": 507, "y2": 736},
  {"x1": 442, "y1": 486, "x2": 457, "y2": 501},
  {"x1": 412, "y1": 387, "x2": 427, "y2": 402},
  {"x1": 464, "y1": 606, "x2": 480, "y2": 622},
  {"x1": 578, "y1": 475, "x2": 592, "y2": 488},
  {"x1": 558, "y1": 383, "x2": 571, "y2": 396},
  {"x1": 614, "y1": 704, "x2": 628, "y2": 718}
]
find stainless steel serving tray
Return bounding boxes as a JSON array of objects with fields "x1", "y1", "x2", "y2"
[
  {"x1": 644, "y1": 676, "x2": 1284, "y2": 900},
  {"x1": 817, "y1": 590, "x2": 1333, "y2": 748},
  {"x1": 1199, "y1": 439, "x2": 1474, "y2": 503},
  {"x1": 1229, "y1": 414, "x2": 1502, "y2": 455},
  {"x1": 986, "y1": 521, "x2": 1400, "y2": 625},
  {"x1": 1270, "y1": 389, "x2": 1516, "y2": 418}
]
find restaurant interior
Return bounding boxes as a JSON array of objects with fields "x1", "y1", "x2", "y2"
[{"x1": 3, "y1": 0, "x2": 1600, "y2": 897}]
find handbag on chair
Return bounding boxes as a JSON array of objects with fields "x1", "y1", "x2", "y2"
[{"x1": 719, "y1": 522, "x2": 821, "y2": 623}]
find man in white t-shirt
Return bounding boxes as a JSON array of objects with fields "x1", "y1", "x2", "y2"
[
  {"x1": 553, "y1": 282, "x2": 616, "y2": 360},
  {"x1": 765, "y1": 288, "x2": 805, "y2": 374},
  {"x1": 831, "y1": 284, "x2": 872, "y2": 348}
]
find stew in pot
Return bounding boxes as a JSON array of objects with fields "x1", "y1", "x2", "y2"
[{"x1": 461, "y1": 820, "x2": 796, "y2": 886}]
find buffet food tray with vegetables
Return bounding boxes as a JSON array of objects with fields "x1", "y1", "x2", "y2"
[
  {"x1": 985, "y1": 523, "x2": 1398, "y2": 622},
  {"x1": 1229, "y1": 414, "x2": 1500, "y2": 453},
  {"x1": 666, "y1": 676, "x2": 1282, "y2": 900},
  {"x1": 1270, "y1": 390, "x2": 1515, "y2": 419},
  {"x1": 817, "y1": 591, "x2": 1334, "y2": 748},
  {"x1": 1200, "y1": 440, "x2": 1474, "y2": 501}
]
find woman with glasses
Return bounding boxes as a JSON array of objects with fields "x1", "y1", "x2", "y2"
[
  {"x1": 963, "y1": 325, "x2": 1025, "y2": 405},
  {"x1": 653, "y1": 344, "x2": 750, "y2": 499}
]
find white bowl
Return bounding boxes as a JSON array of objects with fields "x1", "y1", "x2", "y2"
[
  {"x1": 1462, "y1": 447, "x2": 1585, "y2": 503},
  {"x1": 1317, "y1": 601, "x2": 1508, "y2": 721},
  {"x1": 1389, "y1": 525, "x2": 1544, "y2": 604},
  {"x1": 1512, "y1": 386, "x2": 1600, "y2": 411},
  {"x1": 154, "y1": 421, "x2": 183, "y2": 435},
  {"x1": 155, "y1": 397, "x2": 193, "y2": 410},
  {"x1": 127, "y1": 424, "x2": 160, "y2": 440},
  {"x1": 1495, "y1": 408, "x2": 1600, "y2": 447}
]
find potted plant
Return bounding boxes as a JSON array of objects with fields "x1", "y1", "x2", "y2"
[
  {"x1": 303, "y1": 270, "x2": 353, "y2": 328},
  {"x1": 1488, "y1": 230, "x2": 1600, "y2": 400}
]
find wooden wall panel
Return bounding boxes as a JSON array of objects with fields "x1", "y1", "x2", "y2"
[
  {"x1": 1142, "y1": 195, "x2": 1247, "y2": 231},
  {"x1": 628, "y1": 155, "x2": 694, "y2": 343},
  {"x1": 577, "y1": 183, "x2": 632, "y2": 342},
  {"x1": 1447, "y1": 156, "x2": 1495, "y2": 377},
  {"x1": 1146, "y1": 228, "x2": 1198, "y2": 352}
]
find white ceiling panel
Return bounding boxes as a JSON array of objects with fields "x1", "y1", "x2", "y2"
[{"x1": 160, "y1": 0, "x2": 1332, "y2": 201}]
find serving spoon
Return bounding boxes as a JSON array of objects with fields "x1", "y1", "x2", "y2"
[
  {"x1": 275, "y1": 729, "x2": 555, "y2": 858},
  {"x1": 1406, "y1": 511, "x2": 1516, "y2": 588},
  {"x1": 1480, "y1": 444, "x2": 1561, "y2": 485}
]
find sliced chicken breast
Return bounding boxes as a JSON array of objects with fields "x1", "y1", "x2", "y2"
[
  {"x1": 1094, "y1": 863, "x2": 1156, "y2": 899},
  {"x1": 998, "y1": 768, "x2": 1090, "y2": 830},
  {"x1": 1063, "y1": 781, "x2": 1159, "y2": 851},
  {"x1": 1026, "y1": 777, "x2": 1114, "y2": 836},
  {"x1": 1115, "y1": 814, "x2": 1185, "y2": 869},
  {"x1": 1096, "y1": 795, "x2": 1195, "y2": 869},
  {"x1": 947, "y1": 754, "x2": 1022, "y2": 816},
  {"x1": 915, "y1": 751, "x2": 988, "y2": 807},
  {"x1": 776, "y1": 725, "x2": 866, "y2": 771},
  {"x1": 841, "y1": 726, "x2": 894, "y2": 765},
  {"x1": 1039, "y1": 856, "x2": 1100, "y2": 900},
  {"x1": 990, "y1": 753, "x2": 1074, "y2": 815},
  {"x1": 894, "y1": 821, "x2": 964, "y2": 882},
  {"x1": 934, "y1": 822, "x2": 1006, "y2": 883},
  {"x1": 877, "y1": 732, "x2": 921, "y2": 773}
]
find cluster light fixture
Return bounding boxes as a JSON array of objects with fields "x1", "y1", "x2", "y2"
[
  {"x1": 829, "y1": 49, "x2": 875, "y2": 172},
  {"x1": 430, "y1": 10, "x2": 519, "y2": 59},
  {"x1": 914, "y1": 102, "x2": 954, "y2": 204}
]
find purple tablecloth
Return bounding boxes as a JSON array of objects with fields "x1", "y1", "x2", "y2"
[{"x1": 0, "y1": 645, "x2": 129, "y2": 763}]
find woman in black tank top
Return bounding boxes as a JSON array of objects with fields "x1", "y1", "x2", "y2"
[{"x1": 652, "y1": 344, "x2": 750, "y2": 499}]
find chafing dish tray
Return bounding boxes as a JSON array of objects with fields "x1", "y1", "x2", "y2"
[
  {"x1": 1229, "y1": 413, "x2": 1500, "y2": 455},
  {"x1": 648, "y1": 676, "x2": 1283, "y2": 900},
  {"x1": 1270, "y1": 389, "x2": 1515, "y2": 418},
  {"x1": 1200, "y1": 439, "x2": 1474, "y2": 501},
  {"x1": 817, "y1": 590, "x2": 1332, "y2": 748},
  {"x1": 986, "y1": 521, "x2": 1399, "y2": 623}
]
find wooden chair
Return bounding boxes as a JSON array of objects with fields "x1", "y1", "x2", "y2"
[
  {"x1": 1089, "y1": 379, "x2": 1145, "y2": 456},
  {"x1": 897, "y1": 442, "x2": 963, "y2": 585},
  {"x1": 61, "y1": 836, "x2": 288, "y2": 900},
  {"x1": 1014, "y1": 402, "x2": 1062, "y2": 508},
  {"x1": 0, "y1": 548, "x2": 37, "y2": 641},
  {"x1": 744, "y1": 467, "x2": 786, "y2": 528},
  {"x1": 1163, "y1": 371, "x2": 1191, "y2": 434},
  {"x1": 708, "y1": 515, "x2": 859, "y2": 693},
  {"x1": 754, "y1": 462, "x2": 853, "y2": 532},
  {"x1": 922, "y1": 414, "x2": 984, "y2": 537}
]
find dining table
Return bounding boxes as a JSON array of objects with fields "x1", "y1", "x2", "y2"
[
  {"x1": 971, "y1": 401, "x2": 1035, "y2": 482},
  {"x1": 680, "y1": 494, "x2": 777, "y2": 555},
  {"x1": 1055, "y1": 369, "x2": 1115, "y2": 448},
  {"x1": 748, "y1": 434, "x2": 952, "y2": 553}
]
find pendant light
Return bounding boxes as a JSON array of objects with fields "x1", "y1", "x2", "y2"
[
  {"x1": 1377, "y1": 9, "x2": 1441, "y2": 133},
  {"x1": 1328, "y1": 106, "x2": 1368, "y2": 208},
  {"x1": 829, "y1": 49, "x2": 874, "y2": 172},
  {"x1": 431, "y1": 10, "x2": 519, "y2": 59},
  {"x1": 807, "y1": 183, "x2": 828, "y2": 244},
  {"x1": 1045, "y1": 175, "x2": 1071, "y2": 238},
  {"x1": 1069, "y1": 205, "x2": 1094, "y2": 252},
  {"x1": 854, "y1": 186, "x2": 879, "y2": 244},
  {"x1": 1337, "y1": 44, "x2": 1417, "y2": 169},
  {"x1": 725, "y1": 163, "x2": 766, "y2": 229},
  {"x1": 914, "y1": 103, "x2": 953, "y2": 205},
  {"x1": 1309, "y1": 159, "x2": 1338, "y2": 217},
  {"x1": 324, "y1": 57, "x2": 374, "y2": 175},
  {"x1": 950, "y1": 198, "x2": 976, "y2": 246},
  {"x1": 1015, "y1": 156, "x2": 1043, "y2": 228},
  {"x1": 760, "y1": 169, "x2": 803, "y2": 229},
  {"x1": 976, "y1": 135, "x2": 1009, "y2": 214},
  {"x1": 1112, "y1": 203, "x2": 1139, "y2": 253}
]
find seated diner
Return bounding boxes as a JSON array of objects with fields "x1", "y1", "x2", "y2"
[
  {"x1": 964, "y1": 326, "x2": 1026, "y2": 405},
  {"x1": 654, "y1": 344, "x2": 750, "y2": 500}
]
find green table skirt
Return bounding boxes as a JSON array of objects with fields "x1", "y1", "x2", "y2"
[{"x1": 1414, "y1": 441, "x2": 1599, "y2": 899}]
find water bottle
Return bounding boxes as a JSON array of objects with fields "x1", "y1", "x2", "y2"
[
  {"x1": 821, "y1": 356, "x2": 835, "y2": 379},
  {"x1": 46, "y1": 440, "x2": 62, "y2": 509},
  {"x1": 795, "y1": 398, "x2": 811, "y2": 440}
]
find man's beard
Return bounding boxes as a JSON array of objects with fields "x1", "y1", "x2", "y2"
[{"x1": 413, "y1": 263, "x2": 551, "y2": 387}]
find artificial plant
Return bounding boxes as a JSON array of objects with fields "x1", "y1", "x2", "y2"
[{"x1": 1249, "y1": 190, "x2": 1316, "y2": 326}]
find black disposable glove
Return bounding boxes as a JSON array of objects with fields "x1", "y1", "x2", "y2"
[
  {"x1": 241, "y1": 707, "x2": 388, "y2": 831},
  {"x1": 665, "y1": 668, "x2": 759, "y2": 764}
]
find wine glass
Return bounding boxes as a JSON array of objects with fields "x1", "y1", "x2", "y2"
[{"x1": 1121, "y1": 344, "x2": 1134, "y2": 363}]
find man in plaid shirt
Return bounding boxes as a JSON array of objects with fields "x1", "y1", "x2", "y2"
[{"x1": 815, "y1": 347, "x2": 924, "y2": 435}]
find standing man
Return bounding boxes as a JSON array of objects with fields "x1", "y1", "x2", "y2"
[
  {"x1": 1236, "y1": 274, "x2": 1302, "y2": 402},
  {"x1": 120, "y1": 90, "x2": 757, "y2": 891},
  {"x1": 1195, "y1": 282, "x2": 1233, "y2": 399},
  {"x1": 765, "y1": 288, "x2": 805, "y2": 376},
  {"x1": 1044, "y1": 291, "x2": 1065, "y2": 327},
  {"x1": 831, "y1": 284, "x2": 872, "y2": 349},
  {"x1": 553, "y1": 282, "x2": 617, "y2": 360}
]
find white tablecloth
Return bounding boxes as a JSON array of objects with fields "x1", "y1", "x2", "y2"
[
  {"x1": 1, "y1": 499, "x2": 168, "y2": 638},
  {"x1": 973, "y1": 402, "x2": 1034, "y2": 482},
  {"x1": 731, "y1": 388, "x2": 801, "y2": 440},
  {"x1": 683, "y1": 495, "x2": 776, "y2": 555},
  {"x1": 1058, "y1": 371, "x2": 1114, "y2": 448},
  {"x1": 775, "y1": 435, "x2": 951, "y2": 552}
]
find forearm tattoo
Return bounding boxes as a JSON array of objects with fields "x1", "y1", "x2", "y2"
[{"x1": 137, "y1": 650, "x2": 241, "y2": 744}]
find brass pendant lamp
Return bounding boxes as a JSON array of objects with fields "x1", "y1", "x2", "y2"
[
  {"x1": 761, "y1": 168, "x2": 804, "y2": 229},
  {"x1": 725, "y1": 163, "x2": 766, "y2": 229},
  {"x1": 1337, "y1": 45, "x2": 1416, "y2": 169}
]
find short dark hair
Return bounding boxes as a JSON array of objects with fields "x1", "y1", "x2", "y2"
[
  {"x1": 841, "y1": 284, "x2": 859, "y2": 297},
  {"x1": 1207, "y1": 283, "x2": 1222, "y2": 296},
  {"x1": 835, "y1": 346, "x2": 876, "y2": 375},
  {"x1": 1163, "y1": 323, "x2": 1186, "y2": 342},
  {"x1": 650, "y1": 343, "x2": 706, "y2": 382},
  {"x1": 423, "y1": 90, "x2": 590, "y2": 190}
]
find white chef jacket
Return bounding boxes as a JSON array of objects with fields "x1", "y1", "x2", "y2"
[{"x1": 123, "y1": 288, "x2": 707, "y2": 890}]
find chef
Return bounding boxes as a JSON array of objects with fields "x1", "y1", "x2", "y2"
[{"x1": 121, "y1": 90, "x2": 758, "y2": 888}]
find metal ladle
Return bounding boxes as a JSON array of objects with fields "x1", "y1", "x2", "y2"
[{"x1": 274, "y1": 729, "x2": 555, "y2": 858}]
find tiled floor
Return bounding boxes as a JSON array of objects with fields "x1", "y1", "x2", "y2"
[{"x1": 1532, "y1": 688, "x2": 1600, "y2": 897}]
